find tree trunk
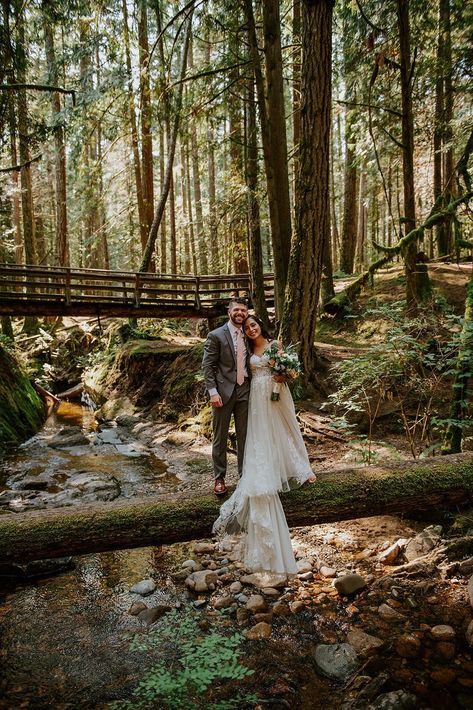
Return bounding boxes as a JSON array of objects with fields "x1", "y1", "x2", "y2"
[
  {"x1": 292, "y1": 0, "x2": 301, "y2": 194},
  {"x1": 434, "y1": 0, "x2": 446, "y2": 256},
  {"x1": 339, "y1": 8, "x2": 358, "y2": 275},
  {"x1": 180, "y1": 139, "x2": 192, "y2": 273},
  {"x1": 42, "y1": 10, "x2": 69, "y2": 267},
  {"x1": 0, "y1": 454, "x2": 472, "y2": 563},
  {"x1": 280, "y1": 0, "x2": 333, "y2": 379},
  {"x1": 262, "y1": 0, "x2": 292, "y2": 310},
  {"x1": 138, "y1": 0, "x2": 155, "y2": 243},
  {"x1": 243, "y1": 0, "x2": 288, "y2": 319},
  {"x1": 442, "y1": 267, "x2": 473, "y2": 453},
  {"x1": 397, "y1": 0, "x2": 430, "y2": 309},
  {"x1": 159, "y1": 127, "x2": 167, "y2": 271},
  {"x1": 246, "y1": 76, "x2": 270, "y2": 327},
  {"x1": 14, "y1": 0, "x2": 38, "y2": 334},
  {"x1": 207, "y1": 118, "x2": 219, "y2": 272},
  {"x1": 442, "y1": 0, "x2": 454, "y2": 255},
  {"x1": 122, "y1": 0, "x2": 147, "y2": 252},
  {"x1": 139, "y1": 10, "x2": 193, "y2": 274},
  {"x1": 185, "y1": 137, "x2": 198, "y2": 274}
]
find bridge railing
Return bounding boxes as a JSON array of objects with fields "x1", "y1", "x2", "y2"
[{"x1": 0, "y1": 264, "x2": 274, "y2": 314}]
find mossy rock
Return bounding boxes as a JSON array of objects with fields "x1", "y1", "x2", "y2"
[{"x1": 0, "y1": 343, "x2": 45, "y2": 444}]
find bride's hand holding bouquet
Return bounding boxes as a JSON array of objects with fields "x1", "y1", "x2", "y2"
[{"x1": 266, "y1": 341, "x2": 301, "y2": 401}]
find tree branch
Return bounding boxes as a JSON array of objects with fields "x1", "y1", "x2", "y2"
[
  {"x1": 0, "y1": 83, "x2": 76, "y2": 105},
  {"x1": 0, "y1": 153, "x2": 42, "y2": 173},
  {"x1": 336, "y1": 99, "x2": 403, "y2": 118}
]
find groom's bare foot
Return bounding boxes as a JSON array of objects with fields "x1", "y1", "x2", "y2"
[
  {"x1": 307, "y1": 475, "x2": 317, "y2": 484},
  {"x1": 214, "y1": 479, "x2": 227, "y2": 495}
]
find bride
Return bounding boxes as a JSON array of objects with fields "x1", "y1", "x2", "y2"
[{"x1": 213, "y1": 314, "x2": 316, "y2": 575}]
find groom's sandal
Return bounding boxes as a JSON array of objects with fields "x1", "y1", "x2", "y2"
[{"x1": 214, "y1": 479, "x2": 227, "y2": 495}]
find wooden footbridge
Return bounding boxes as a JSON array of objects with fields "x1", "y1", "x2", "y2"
[{"x1": 0, "y1": 263, "x2": 274, "y2": 318}]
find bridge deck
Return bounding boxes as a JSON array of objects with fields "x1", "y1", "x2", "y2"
[{"x1": 0, "y1": 264, "x2": 274, "y2": 318}]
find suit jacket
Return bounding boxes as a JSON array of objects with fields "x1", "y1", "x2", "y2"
[{"x1": 202, "y1": 323, "x2": 251, "y2": 404}]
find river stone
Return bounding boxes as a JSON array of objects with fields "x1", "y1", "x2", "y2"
[
  {"x1": 193, "y1": 542, "x2": 216, "y2": 554},
  {"x1": 367, "y1": 690, "x2": 418, "y2": 709},
  {"x1": 319, "y1": 566, "x2": 337, "y2": 578},
  {"x1": 229, "y1": 581, "x2": 243, "y2": 594},
  {"x1": 246, "y1": 595, "x2": 266, "y2": 614},
  {"x1": 314, "y1": 643, "x2": 359, "y2": 681},
  {"x1": 130, "y1": 579, "x2": 156, "y2": 596},
  {"x1": 236, "y1": 608, "x2": 250, "y2": 623},
  {"x1": 245, "y1": 622, "x2": 272, "y2": 640},
  {"x1": 212, "y1": 596, "x2": 234, "y2": 610},
  {"x1": 137, "y1": 605, "x2": 172, "y2": 625},
  {"x1": 299, "y1": 571, "x2": 314, "y2": 582},
  {"x1": 394, "y1": 633, "x2": 422, "y2": 659},
  {"x1": 272, "y1": 601, "x2": 290, "y2": 617},
  {"x1": 431, "y1": 624, "x2": 455, "y2": 642},
  {"x1": 128, "y1": 601, "x2": 147, "y2": 616},
  {"x1": 334, "y1": 574, "x2": 367, "y2": 596},
  {"x1": 185, "y1": 570, "x2": 218, "y2": 593},
  {"x1": 261, "y1": 587, "x2": 281, "y2": 598},
  {"x1": 64, "y1": 471, "x2": 121, "y2": 501},
  {"x1": 378, "y1": 541, "x2": 403, "y2": 564},
  {"x1": 346, "y1": 629, "x2": 384, "y2": 658},
  {"x1": 466, "y1": 619, "x2": 473, "y2": 647},
  {"x1": 404, "y1": 525, "x2": 442, "y2": 562},
  {"x1": 48, "y1": 427, "x2": 90, "y2": 448},
  {"x1": 297, "y1": 559, "x2": 313, "y2": 574},
  {"x1": 240, "y1": 572, "x2": 287, "y2": 589},
  {"x1": 378, "y1": 603, "x2": 406, "y2": 623}
]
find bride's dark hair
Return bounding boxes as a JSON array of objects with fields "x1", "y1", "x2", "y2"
[{"x1": 243, "y1": 314, "x2": 273, "y2": 351}]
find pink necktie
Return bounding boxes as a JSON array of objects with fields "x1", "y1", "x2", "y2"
[{"x1": 236, "y1": 329, "x2": 245, "y2": 385}]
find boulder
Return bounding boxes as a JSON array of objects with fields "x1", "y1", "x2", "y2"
[
  {"x1": 334, "y1": 574, "x2": 367, "y2": 596},
  {"x1": 346, "y1": 629, "x2": 384, "y2": 658},
  {"x1": 314, "y1": 643, "x2": 358, "y2": 681},
  {"x1": 431, "y1": 624, "x2": 455, "y2": 642},
  {"x1": 130, "y1": 578, "x2": 156, "y2": 596},
  {"x1": 404, "y1": 525, "x2": 442, "y2": 562},
  {"x1": 185, "y1": 570, "x2": 218, "y2": 593},
  {"x1": 245, "y1": 622, "x2": 272, "y2": 640},
  {"x1": 367, "y1": 690, "x2": 418, "y2": 709}
]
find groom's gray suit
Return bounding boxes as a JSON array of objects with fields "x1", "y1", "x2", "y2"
[{"x1": 202, "y1": 322, "x2": 251, "y2": 480}]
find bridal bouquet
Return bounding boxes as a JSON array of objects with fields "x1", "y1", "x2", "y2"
[{"x1": 266, "y1": 341, "x2": 301, "y2": 401}]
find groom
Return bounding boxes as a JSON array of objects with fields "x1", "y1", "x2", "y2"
[{"x1": 202, "y1": 298, "x2": 251, "y2": 495}]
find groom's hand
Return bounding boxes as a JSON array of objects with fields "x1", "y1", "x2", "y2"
[{"x1": 210, "y1": 394, "x2": 223, "y2": 407}]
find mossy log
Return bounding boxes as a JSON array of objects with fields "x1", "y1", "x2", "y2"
[
  {"x1": 0, "y1": 454, "x2": 473, "y2": 563},
  {"x1": 324, "y1": 191, "x2": 473, "y2": 316}
]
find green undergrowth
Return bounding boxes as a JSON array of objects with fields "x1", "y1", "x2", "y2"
[
  {"x1": 109, "y1": 608, "x2": 257, "y2": 710},
  {"x1": 0, "y1": 339, "x2": 45, "y2": 444}
]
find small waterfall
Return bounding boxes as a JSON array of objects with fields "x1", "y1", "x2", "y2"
[{"x1": 80, "y1": 390, "x2": 97, "y2": 411}]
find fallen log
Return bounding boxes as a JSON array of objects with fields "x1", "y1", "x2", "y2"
[
  {"x1": 56, "y1": 382, "x2": 84, "y2": 400},
  {"x1": 0, "y1": 454, "x2": 472, "y2": 563}
]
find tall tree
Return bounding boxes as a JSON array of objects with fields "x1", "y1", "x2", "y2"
[
  {"x1": 244, "y1": 0, "x2": 291, "y2": 318},
  {"x1": 281, "y1": 0, "x2": 334, "y2": 377},
  {"x1": 397, "y1": 0, "x2": 430, "y2": 310},
  {"x1": 138, "y1": 0, "x2": 155, "y2": 244},
  {"x1": 42, "y1": 2, "x2": 69, "y2": 267},
  {"x1": 140, "y1": 7, "x2": 194, "y2": 273}
]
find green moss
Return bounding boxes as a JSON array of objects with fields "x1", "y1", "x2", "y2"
[{"x1": 0, "y1": 343, "x2": 45, "y2": 444}]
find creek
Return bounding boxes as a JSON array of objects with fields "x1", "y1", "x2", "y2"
[{"x1": 0, "y1": 406, "x2": 472, "y2": 708}]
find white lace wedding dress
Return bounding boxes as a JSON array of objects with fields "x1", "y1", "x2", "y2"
[{"x1": 213, "y1": 352, "x2": 314, "y2": 574}]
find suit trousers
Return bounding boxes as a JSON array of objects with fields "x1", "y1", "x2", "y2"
[{"x1": 212, "y1": 380, "x2": 250, "y2": 480}]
